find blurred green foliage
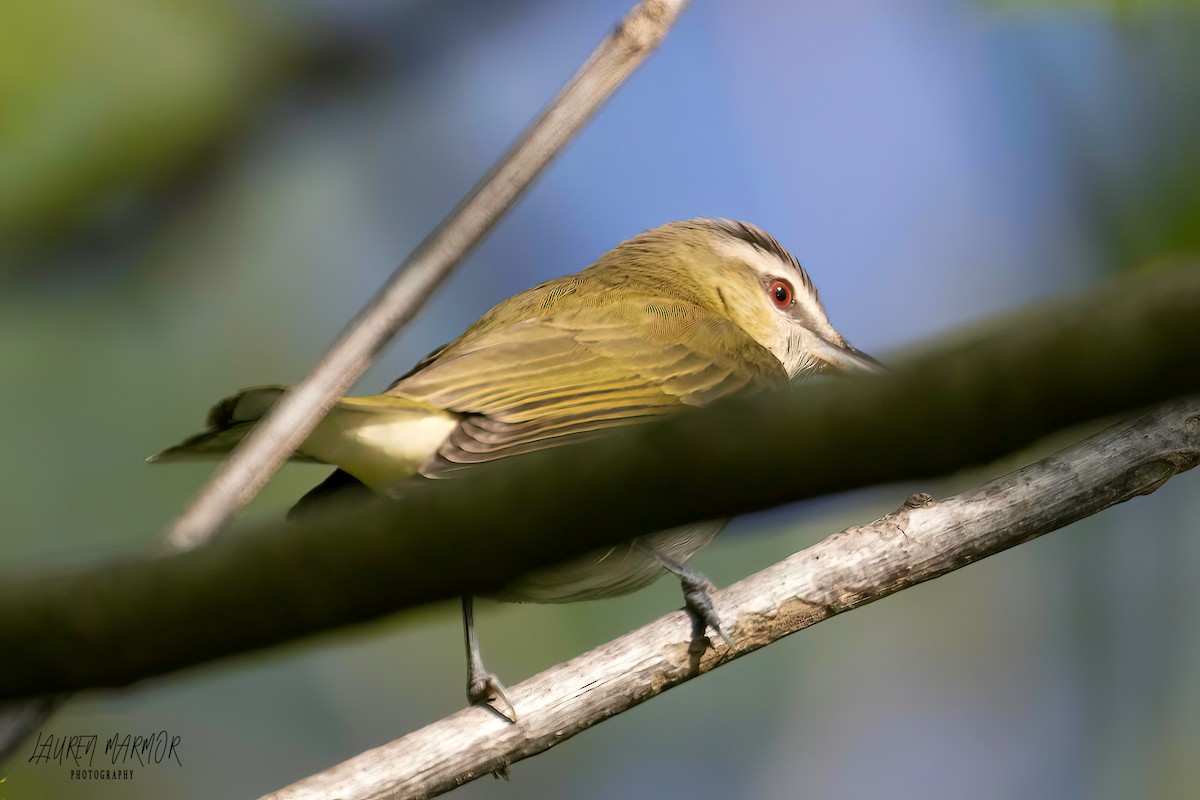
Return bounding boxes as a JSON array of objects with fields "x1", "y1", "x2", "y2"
[{"x1": 0, "y1": 0, "x2": 291, "y2": 255}]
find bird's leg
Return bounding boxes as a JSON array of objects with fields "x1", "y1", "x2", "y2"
[
  {"x1": 644, "y1": 548, "x2": 736, "y2": 651},
  {"x1": 462, "y1": 595, "x2": 518, "y2": 722}
]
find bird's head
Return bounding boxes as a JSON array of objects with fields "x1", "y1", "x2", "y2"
[{"x1": 607, "y1": 219, "x2": 882, "y2": 379}]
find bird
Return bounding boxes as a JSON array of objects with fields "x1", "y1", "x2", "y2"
[{"x1": 153, "y1": 218, "x2": 881, "y2": 721}]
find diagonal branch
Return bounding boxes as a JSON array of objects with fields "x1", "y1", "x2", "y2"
[
  {"x1": 261, "y1": 397, "x2": 1200, "y2": 800},
  {"x1": 165, "y1": 0, "x2": 694, "y2": 551}
]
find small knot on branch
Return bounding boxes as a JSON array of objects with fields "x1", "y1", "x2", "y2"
[
  {"x1": 903, "y1": 492, "x2": 935, "y2": 510},
  {"x1": 616, "y1": 0, "x2": 689, "y2": 54}
]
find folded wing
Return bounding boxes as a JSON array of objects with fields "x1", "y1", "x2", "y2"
[{"x1": 389, "y1": 299, "x2": 787, "y2": 478}]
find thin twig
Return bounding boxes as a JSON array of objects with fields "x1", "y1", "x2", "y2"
[
  {"x1": 260, "y1": 398, "x2": 1200, "y2": 800},
  {"x1": 165, "y1": 0, "x2": 693, "y2": 551}
]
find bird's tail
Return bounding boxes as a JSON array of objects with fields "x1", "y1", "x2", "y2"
[
  {"x1": 148, "y1": 386, "x2": 306, "y2": 462},
  {"x1": 149, "y1": 386, "x2": 458, "y2": 489}
]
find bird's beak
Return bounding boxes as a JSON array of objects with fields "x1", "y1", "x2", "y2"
[{"x1": 809, "y1": 337, "x2": 886, "y2": 375}]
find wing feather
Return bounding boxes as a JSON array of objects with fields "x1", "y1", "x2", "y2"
[{"x1": 388, "y1": 299, "x2": 785, "y2": 478}]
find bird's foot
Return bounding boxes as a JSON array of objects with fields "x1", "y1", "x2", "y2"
[
  {"x1": 642, "y1": 545, "x2": 737, "y2": 653},
  {"x1": 679, "y1": 573, "x2": 736, "y2": 651},
  {"x1": 468, "y1": 671, "x2": 518, "y2": 723}
]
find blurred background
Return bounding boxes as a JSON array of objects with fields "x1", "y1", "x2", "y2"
[{"x1": 2, "y1": 0, "x2": 1199, "y2": 797}]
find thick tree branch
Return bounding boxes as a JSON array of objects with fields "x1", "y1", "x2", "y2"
[
  {"x1": 261, "y1": 398, "x2": 1200, "y2": 800},
  {"x1": 0, "y1": 263, "x2": 1198, "y2": 701},
  {"x1": 165, "y1": 0, "x2": 693, "y2": 551}
]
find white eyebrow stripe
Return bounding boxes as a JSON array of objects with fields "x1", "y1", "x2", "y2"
[
  {"x1": 711, "y1": 235, "x2": 790, "y2": 280},
  {"x1": 701, "y1": 219, "x2": 814, "y2": 290},
  {"x1": 710, "y1": 236, "x2": 833, "y2": 334}
]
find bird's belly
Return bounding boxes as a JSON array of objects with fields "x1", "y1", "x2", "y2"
[{"x1": 493, "y1": 521, "x2": 726, "y2": 603}]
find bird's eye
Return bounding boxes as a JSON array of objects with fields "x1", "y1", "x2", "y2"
[{"x1": 769, "y1": 279, "x2": 793, "y2": 308}]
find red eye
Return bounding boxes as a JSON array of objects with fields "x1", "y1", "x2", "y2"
[{"x1": 769, "y1": 280, "x2": 792, "y2": 308}]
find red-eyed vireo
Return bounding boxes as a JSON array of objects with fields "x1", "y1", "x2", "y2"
[{"x1": 154, "y1": 219, "x2": 881, "y2": 720}]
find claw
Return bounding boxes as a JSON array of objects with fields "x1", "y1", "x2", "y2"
[
  {"x1": 680, "y1": 575, "x2": 735, "y2": 651},
  {"x1": 468, "y1": 672, "x2": 518, "y2": 723},
  {"x1": 641, "y1": 547, "x2": 736, "y2": 653}
]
